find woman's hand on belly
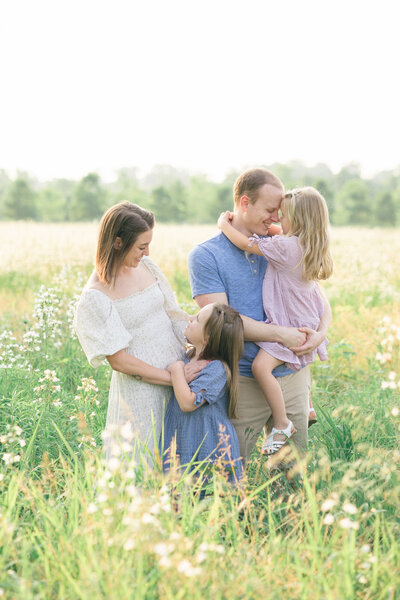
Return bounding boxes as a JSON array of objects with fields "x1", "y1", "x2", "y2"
[{"x1": 107, "y1": 349, "x2": 172, "y2": 386}]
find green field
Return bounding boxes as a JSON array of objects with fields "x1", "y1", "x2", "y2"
[{"x1": 1, "y1": 223, "x2": 399, "y2": 599}]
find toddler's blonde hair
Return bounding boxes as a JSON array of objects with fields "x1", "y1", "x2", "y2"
[{"x1": 283, "y1": 187, "x2": 333, "y2": 281}]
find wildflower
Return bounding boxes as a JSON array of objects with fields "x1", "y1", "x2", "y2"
[
  {"x1": 159, "y1": 557, "x2": 172, "y2": 568},
  {"x1": 391, "y1": 407, "x2": 399, "y2": 417},
  {"x1": 339, "y1": 517, "x2": 359, "y2": 530},
  {"x1": 150, "y1": 503, "x2": 161, "y2": 515},
  {"x1": 124, "y1": 539, "x2": 135, "y2": 551},
  {"x1": 196, "y1": 552, "x2": 207, "y2": 564},
  {"x1": 323, "y1": 513, "x2": 334, "y2": 525},
  {"x1": 343, "y1": 502, "x2": 357, "y2": 515},
  {"x1": 87, "y1": 503, "x2": 98, "y2": 514},
  {"x1": 382, "y1": 381, "x2": 397, "y2": 390},
  {"x1": 78, "y1": 377, "x2": 99, "y2": 393},
  {"x1": 321, "y1": 498, "x2": 337, "y2": 512},
  {"x1": 2, "y1": 453, "x2": 20, "y2": 465},
  {"x1": 177, "y1": 560, "x2": 202, "y2": 577},
  {"x1": 107, "y1": 458, "x2": 120, "y2": 472},
  {"x1": 141, "y1": 513, "x2": 158, "y2": 525},
  {"x1": 375, "y1": 352, "x2": 391, "y2": 364},
  {"x1": 154, "y1": 543, "x2": 171, "y2": 557}
]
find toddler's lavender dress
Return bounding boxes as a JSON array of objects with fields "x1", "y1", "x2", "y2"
[{"x1": 250, "y1": 234, "x2": 328, "y2": 371}]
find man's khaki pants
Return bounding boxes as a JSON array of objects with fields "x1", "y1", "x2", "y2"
[{"x1": 231, "y1": 367, "x2": 311, "y2": 467}]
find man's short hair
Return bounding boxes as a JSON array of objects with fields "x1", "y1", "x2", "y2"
[{"x1": 233, "y1": 168, "x2": 283, "y2": 205}]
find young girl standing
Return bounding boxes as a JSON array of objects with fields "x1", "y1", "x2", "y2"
[
  {"x1": 162, "y1": 302, "x2": 244, "y2": 482},
  {"x1": 218, "y1": 187, "x2": 333, "y2": 456}
]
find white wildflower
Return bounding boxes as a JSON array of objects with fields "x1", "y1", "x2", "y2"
[
  {"x1": 154, "y1": 543, "x2": 171, "y2": 557},
  {"x1": 124, "y1": 539, "x2": 135, "y2": 551},
  {"x1": 339, "y1": 517, "x2": 359, "y2": 530},
  {"x1": 107, "y1": 458, "x2": 120, "y2": 472},
  {"x1": 321, "y1": 498, "x2": 337, "y2": 512},
  {"x1": 159, "y1": 557, "x2": 172, "y2": 568},
  {"x1": 323, "y1": 513, "x2": 334, "y2": 525},
  {"x1": 177, "y1": 560, "x2": 202, "y2": 577},
  {"x1": 343, "y1": 502, "x2": 357, "y2": 515}
]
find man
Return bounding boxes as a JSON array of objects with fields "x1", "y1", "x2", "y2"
[{"x1": 188, "y1": 168, "x2": 331, "y2": 466}]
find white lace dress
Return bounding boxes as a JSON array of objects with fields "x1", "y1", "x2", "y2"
[{"x1": 74, "y1": 256, "x2": 188, "y2": 461}]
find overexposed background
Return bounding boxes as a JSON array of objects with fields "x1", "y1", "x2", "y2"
[{"x1": 1, "y1": 0, "x2": 399, "y2": 182}]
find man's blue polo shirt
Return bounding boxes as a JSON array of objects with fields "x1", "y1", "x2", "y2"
[{"x1": 188, "y1": 232, "x2": 293, "y2": 378}]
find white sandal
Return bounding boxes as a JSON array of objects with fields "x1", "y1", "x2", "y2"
[{"x1": 261, "y1": 420, "x2": 296, "y2": 456}]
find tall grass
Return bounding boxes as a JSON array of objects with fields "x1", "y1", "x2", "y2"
[{"x1": 1, "y1": 224, "x2": 400, "y2": 599}]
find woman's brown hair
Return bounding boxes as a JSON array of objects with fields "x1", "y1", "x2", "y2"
[
  {"x1": 197, "y1": 303, "x2": 244, "y2": 419},
  {"x1": 96, "y1": 202, "x2": 154, "y2": 285}
]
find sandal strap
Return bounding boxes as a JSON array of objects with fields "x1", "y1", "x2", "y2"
[{"x1": 261, "y1": 420, "x2": 295, "y2": 456}]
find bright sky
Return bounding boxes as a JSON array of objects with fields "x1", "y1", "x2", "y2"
[{"x1": 1, "y1": 0, "x2": 399, "y2": 182}]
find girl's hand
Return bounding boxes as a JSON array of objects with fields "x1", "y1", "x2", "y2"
[
  {"x1": 167, "y1": 361, "x2": 185, "y2": 374},
  {"x1": 291, "y1": 327, "x2": 325, "y2": 355},
  {"x1": 217, "y1": 211, "x2": 233, "y2": 230},
  {"x1": 183, "y1": 360, "x2": 209, "y2": 383},
  {"x1": 278, "y1": 326, "x2": 307, "y2": 349}
]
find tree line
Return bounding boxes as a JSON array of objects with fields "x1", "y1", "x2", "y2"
[{"x1": 1, "y1": 161, "x2": 400, "y2": 226}]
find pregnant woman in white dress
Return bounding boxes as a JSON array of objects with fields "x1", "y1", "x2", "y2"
[{"x1": 74, "y1": 202, "x2": 195, "y2": 463}]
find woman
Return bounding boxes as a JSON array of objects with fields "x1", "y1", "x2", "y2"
[{"x1": 74, "y1": 202, "x2": 196, "y2": 463}]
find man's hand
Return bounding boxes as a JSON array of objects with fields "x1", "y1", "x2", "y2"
[
  {"x1": 290, "y1": 327, "x2": 325, "y2": 356},
  {"x1": 183, "y1": 360, "x2": 208, "y2": 383},
  {"x1": 217, "y1": 211, "x2": 233, "y2": 230}
]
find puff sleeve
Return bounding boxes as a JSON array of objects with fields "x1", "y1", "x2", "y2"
[
  {"x1": 74, "y1": 290, "x2": 132, "y2": 368},
  {"x1": 142, "y1": 257, "x2": 189, "y2": 344},
  {"x1": 249, "y1": 234, "x2": 301, "y2": 270},
  {"x1": 189, "y1": 361, "x2": 227, "y2": 407}
]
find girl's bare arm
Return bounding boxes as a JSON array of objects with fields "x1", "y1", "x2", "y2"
[
  {"x1": 217, "y1": 213, "x2": 264, "y2": 255},
  {"x1": 168, "y1": 361, "x2": 205, "y2": 412}
]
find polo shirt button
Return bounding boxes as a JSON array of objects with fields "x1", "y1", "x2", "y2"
[
  {"x1": 254, "y1": 269, "x2": 257, "y2": 273},
  {"x1": 251, "y1": 260, "x2": 254, "y2": 263}
]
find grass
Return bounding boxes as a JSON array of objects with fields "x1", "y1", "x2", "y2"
[{"x1": 0, "y1": 223, "x2": 400, "y2": 599}]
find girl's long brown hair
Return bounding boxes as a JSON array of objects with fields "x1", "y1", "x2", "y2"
[
  {"x1": 197, "y1": 303, "x2": 244, "y2": 419},
  {"x1": 284, "y1": 187, "x2": 333, "y2": 281},
  {"x1": 96, "y1": 202, "x2": 154, "y2": 285}
]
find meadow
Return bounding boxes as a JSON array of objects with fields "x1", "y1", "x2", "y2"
[{"x1": 0, "y1": 222, "x2": 400, "y2": 600}]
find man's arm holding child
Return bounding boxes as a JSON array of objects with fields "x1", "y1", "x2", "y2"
[{"x1": 194, "y1": 293, "x2": 307, "y2": 349}]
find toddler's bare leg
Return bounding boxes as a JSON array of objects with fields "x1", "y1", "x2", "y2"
[
  {"x1": 252, "y1": 350, "x2": 294, "y2": 445},
  {"x1": 252, "y1": 350, "x2": 289, "y2": 429}
]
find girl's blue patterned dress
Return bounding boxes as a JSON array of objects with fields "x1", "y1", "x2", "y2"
[{"x1": 161, "y1": 359, "x2": 243, "y2": 482}]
